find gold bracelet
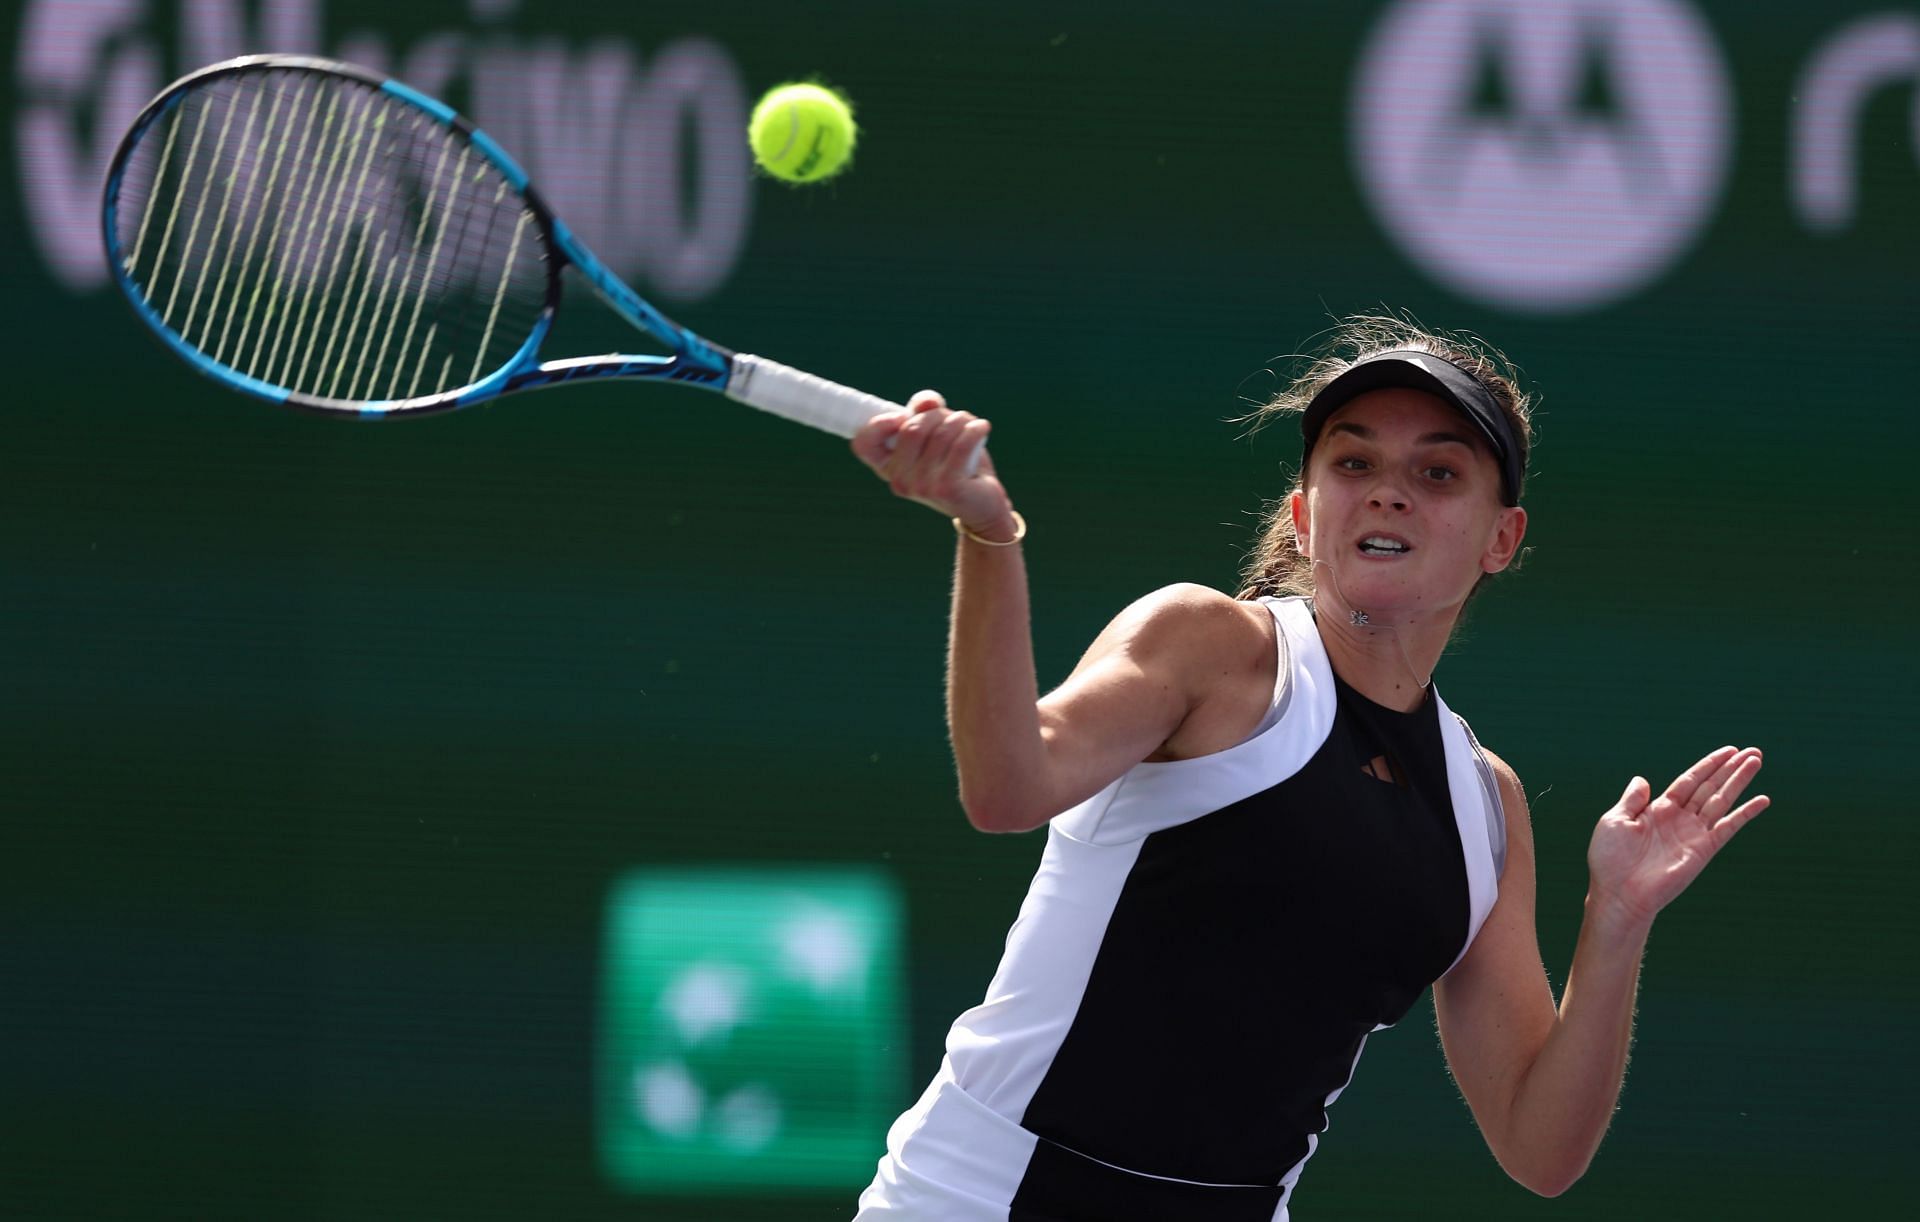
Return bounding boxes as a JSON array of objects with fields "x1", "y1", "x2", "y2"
[{"x1": 952, "y1": 510, "x2": 1027, "y2": 547}]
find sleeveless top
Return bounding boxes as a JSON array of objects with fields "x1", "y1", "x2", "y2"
[{"x1": 856, "y1": 596, "x2": 1507, "y2": 1222}]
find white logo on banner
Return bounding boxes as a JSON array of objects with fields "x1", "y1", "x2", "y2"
[
  {"x1": 1791, "y1": 12, "x2": 1920, "y2": 233},
  {"x1": 1351, "y1": 0, "x2": 1733, "y2": 313},
  {"x1": 14, "y1": 0, "x2": 751, "y2": 301}
]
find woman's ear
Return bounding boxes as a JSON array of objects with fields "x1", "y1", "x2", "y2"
[
  {"x1": 1290, "y1": 487, "x2": 1311, "y2": 559},
  {"x1": 1482, "y1": 505, "x2": 1528, "y2": 573}
]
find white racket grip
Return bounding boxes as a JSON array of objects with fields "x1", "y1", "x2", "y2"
[
  {"x1": 726, "y1": 353, "x2": 898, "y2": 436},
  {"x1": 725, "y1": 353, "x2": 984, "y2": 475}
]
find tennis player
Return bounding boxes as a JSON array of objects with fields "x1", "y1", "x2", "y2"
[{"x1": 846, "y1": 318, "x2": 1769, "y2": 1221}]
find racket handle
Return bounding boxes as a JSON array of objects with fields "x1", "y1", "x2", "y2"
[{"x1": 726, "y1": 353, "x2": 984, "y2": 476}]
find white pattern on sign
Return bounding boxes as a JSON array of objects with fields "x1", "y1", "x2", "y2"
[
  {"x1": 1790, "y1": 12, "x2": 1920, "y2": 233},
  {"x1": 715, "y1": 1084, "x2": 784, "y2": 1153},
  {"x1": 778, "y1": 904, "x2": 865, "y2": 995},
  {"x1": 660, "y1": 961, "x2": 751, "y2": 1045},
  {"x1": 634, "y1": 1061, "x2": 703, "y2": 1138},
  {"x1": 1351, "y1": 0, "x2": 1733, "y2": 313},
  {"x1": 16, "y1": 0, "x2": 751, "y2": 301}
]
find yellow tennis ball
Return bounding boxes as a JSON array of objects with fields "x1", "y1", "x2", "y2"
[{"x1": 748, "y1": 83, "x2": 857, "y2": 184}]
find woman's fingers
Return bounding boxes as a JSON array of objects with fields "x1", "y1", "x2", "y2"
[
  {"x1": 1660, "y1": 745, "x2": 1742, "y2": 808},
  {"x1": 865, "y1": 400, "x2": 989, "y2": 494},
  {"x1": 1700, "y1": 750, "x2": 1764, "y2": 819},
  {"x1": 916, "y1": 410, "x2": 979, "y2": 477},
  {"x1": 1615, "y1": 775, "x2": 1652, "y2": 819},
  {"x1": 850, "y1": 410, "x2": 906, "y2": 470},
  {"x1": 886, "y1": 407, "x2": 929, "y2": 469},
  {"x1": 850, "y1": 391, "x2": 1005, "y2": 524},
  {"x1": 1713, "y1": 794, "x2": 1771, "y2": 841},
  {"x1": 1684, "y1": 748, "x2": 1749, "y2": 815},
  {"x1": 1650, "y1": 745, "x2": 1764, "y2": 830},
  {"x1": 850, "y1": 390, "x2": 945, "y2": 471},
  {"x1": 958, "y1": 416, "x2": 995, "y2": 479}
]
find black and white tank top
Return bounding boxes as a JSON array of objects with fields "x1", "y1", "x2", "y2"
[{"x1": 856, "y1": 596, "x2": 1507, "y2": 1222}]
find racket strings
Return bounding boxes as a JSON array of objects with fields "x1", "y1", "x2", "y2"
[{"x1": 116, "y1": 67, "x2": 549, "y2": 404}]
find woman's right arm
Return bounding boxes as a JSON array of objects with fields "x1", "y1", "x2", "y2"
[{"x1": 852, "y1": 393, "x2": 1235, "y2": 832}]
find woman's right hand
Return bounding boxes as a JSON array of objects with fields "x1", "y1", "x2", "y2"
[{"x1": 851, "y1": 390, "x2": 1016, "y2": 540}]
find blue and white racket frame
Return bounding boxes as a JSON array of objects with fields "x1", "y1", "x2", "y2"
[{"x1": 102, "y1": 53, "x2": 912, "y2": 442}]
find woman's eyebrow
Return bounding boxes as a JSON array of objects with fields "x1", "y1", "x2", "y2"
[{"x1": 1419, "y1": 430, "x2": 1480, "y2": 449}]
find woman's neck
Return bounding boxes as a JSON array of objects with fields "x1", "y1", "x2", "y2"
[{"x1": 1314, "y1": 600, "x2": 1458, "y2": 712}]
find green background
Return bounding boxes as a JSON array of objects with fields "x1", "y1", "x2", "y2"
[{"x1": 4, "y1": 1, "x2": 1913, "y2": 1217}]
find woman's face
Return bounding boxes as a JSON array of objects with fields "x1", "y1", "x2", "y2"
[{"x1": 1291, "y1": 388, "x2": 1526, "y2": 627}]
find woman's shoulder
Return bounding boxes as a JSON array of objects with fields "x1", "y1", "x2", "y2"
[
  {"x1": 1118, "y1": 583, "x2": 1277, "y2": 649},
  {"x1": 1117, "y1": 586, "x2": 1281, "y2": 761},
  {"x1": 1094, "y1": 584, "x2": 1278, "y2": 698},
  {"x1": 1470, "y1": 740, "x2": 1527, "y2": 809}
]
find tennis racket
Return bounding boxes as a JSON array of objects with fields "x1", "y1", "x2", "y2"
[{"x1": 102, "y1": 54, "x2": 969, "y2": 464}]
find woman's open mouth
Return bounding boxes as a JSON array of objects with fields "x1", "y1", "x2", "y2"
[{"x1": 1356, "y1": 535, "x2": 1412, "y2": 557}]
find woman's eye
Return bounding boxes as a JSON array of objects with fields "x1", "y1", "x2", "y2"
[
  {"x1": 1424, "y1": 466, "x2": 1458, "y2": 481},
  {"x1": 1336, "y1": 457, "x2": 1369, "y2": 471}
]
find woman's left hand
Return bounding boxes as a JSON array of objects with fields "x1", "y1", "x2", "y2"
[{"x1": 1586, "y1": 746, "x2": 1770, "y2": 927}]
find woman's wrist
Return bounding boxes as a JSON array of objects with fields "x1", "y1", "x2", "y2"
[
  {"x1": 954, "y1": 510, "x2": 1025, "y2": 547},
  {"x1": 1582, "y1": 889, "x2": 1658, "y2": 942}
]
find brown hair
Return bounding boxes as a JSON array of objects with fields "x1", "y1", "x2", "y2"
[{"x1": 1234, "y1": 314, "x2": 1536, "y2": 602}]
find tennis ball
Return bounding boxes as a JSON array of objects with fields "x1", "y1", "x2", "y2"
[{"x1": 748, "y1": 83, "x2": 857, "y2": 184}]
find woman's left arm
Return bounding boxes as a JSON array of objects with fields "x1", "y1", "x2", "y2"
[{"x1": 1433, "y1": 746, "x2": 1770, "y2": 1197}]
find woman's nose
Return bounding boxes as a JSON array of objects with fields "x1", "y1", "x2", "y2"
[{"x1": 1367, "y1": 480, "x2": 1411, "y2": 512}]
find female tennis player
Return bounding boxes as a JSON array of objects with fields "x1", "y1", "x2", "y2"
[{"x1": 845, "y1": 318, "x2": 1769, "y2": 1221}]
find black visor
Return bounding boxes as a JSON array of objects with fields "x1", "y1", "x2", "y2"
[{"x1": 1300, "y1": 349, "x2": 1523, "y2": 505}]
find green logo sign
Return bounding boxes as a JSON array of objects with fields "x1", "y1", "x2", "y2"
[{"x1": 596, "y1": 867, "x2": 906, "y2": 1192}]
